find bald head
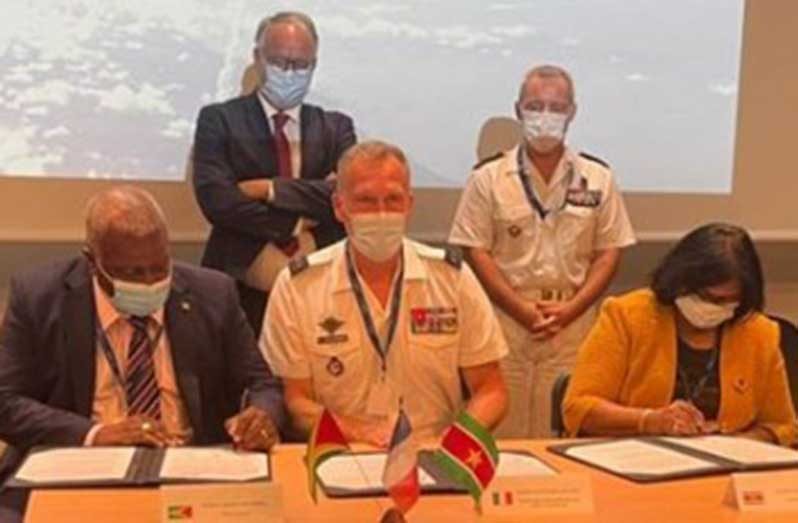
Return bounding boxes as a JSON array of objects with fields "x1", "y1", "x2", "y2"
[
  {"x1": 84, "y1": 186, "x2": 171, "y2": 286},
  {"x1": 85, "y1": 186, "x2": 168, "y2": 252}
]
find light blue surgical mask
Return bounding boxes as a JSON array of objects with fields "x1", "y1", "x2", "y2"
[
  {"x1": 260, "y1": 63, "x2": 313, "y2": 110},
  {"x1": 98, "y1": 265, "x2": 171, "y2": 317}
]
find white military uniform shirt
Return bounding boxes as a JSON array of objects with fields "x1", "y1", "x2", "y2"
[
  {"x1": 449, "y1": 144, "x2": 635, "y2": 294},
  {"x1": 261, "y1": 238, "x2": 508, "y2": 438}
]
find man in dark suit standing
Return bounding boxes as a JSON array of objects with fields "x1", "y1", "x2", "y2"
[
  {"x1": 192, "y1": 11, "x2": 355, "y2": 335},
  {"x1": 0, "y1": 187, "x2": 284, "y2": 521}
]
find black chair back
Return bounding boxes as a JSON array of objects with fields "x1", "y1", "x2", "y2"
[
  {"x1": 550, "y1": 372, "x2": 571, "y2": 437},
  {"x1": 769, "y1": 315, "x2": 798, "y2": 411}
]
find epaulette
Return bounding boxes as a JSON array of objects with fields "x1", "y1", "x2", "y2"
[
  {"x1": 288, "y1": 256, "x2": 309, "y2": 276},
  {"x1": 443, "y1": 245, "x2": 463, "y2": 270},
  {"x1": 472, "y1": 152, "x2": 504, "y2": 170},
  {"x1": 579, "y1": 152, "x2": 610, "y2": 169}
]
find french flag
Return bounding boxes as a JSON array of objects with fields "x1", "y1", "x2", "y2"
[{"x1": 382, "y1": 409, "x2": 420, "y2": 514}]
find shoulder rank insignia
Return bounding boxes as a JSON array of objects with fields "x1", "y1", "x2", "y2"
[
  {"x1": 289, "y1": 256, "x2": 309, "y2": 276},
  {"x1": 472, "y1": 151, "x2": 503, "y2": 170},
  {"x1": 579, "y1": 151, "x2": 610, "y2": 169},
  {"x1": 443, "y1": 245, "x2": 463, "y2": 269}
]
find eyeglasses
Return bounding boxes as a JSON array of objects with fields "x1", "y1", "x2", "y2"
[{"x1": 263, "y1": 54, "x2": 315, "y2": 72}]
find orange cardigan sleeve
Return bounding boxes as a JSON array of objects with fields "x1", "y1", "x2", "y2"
[{"x1": 562, "y1": 295, "x2": 631, "y2": 436}]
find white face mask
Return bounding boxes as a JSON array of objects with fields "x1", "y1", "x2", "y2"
[
  {"x1": 348, "y1": 212, "x2": 406, "y2": 263},
  {"x1": 675, "y1": 293, "x2": 738, "y2": 330},
  {"x1": 521, "y1": 109, "x2": 569, "y2": 153},
  {"x1": 97, "y1": 263, "x2": 171, "y2": 317}
]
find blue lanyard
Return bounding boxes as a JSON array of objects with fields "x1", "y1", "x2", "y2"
[
  {"x1": 516, "y1": 147, "x2": 577, "y2": 220},
  {"x1": 345, "y1": 244, "x2": 404, "y2": 373},
  {"x1": 677, "y1": 331, "x2": 721, "y2": 404},
  {"x1": 96, "y1": 320, "x2": 164, "y2": 388}
]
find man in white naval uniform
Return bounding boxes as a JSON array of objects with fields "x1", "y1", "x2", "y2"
[
  {"x1": 262, "y1": 140, "x2": 508, "y2": 446},
  {"x1": 449, "y1": 65, "x2": 636, "y2": 438}
]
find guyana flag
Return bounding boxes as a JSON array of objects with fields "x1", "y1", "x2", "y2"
[
  {"x1": 306, "y1": 408, "x2": 349, "y2": 503},
  {"x1": 433, "y1": 411, "x2": 499, "y2": 509}
]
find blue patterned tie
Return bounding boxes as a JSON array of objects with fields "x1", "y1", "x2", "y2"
[{"x1": 125, "y1": 316, "x2": 161, "y2": 420}]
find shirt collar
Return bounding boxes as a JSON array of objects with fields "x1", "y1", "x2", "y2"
[
  {"x1": 92, "y1": 278, "x2": 164, "y2": 331},
  {"x1": 257, "y1": 90, "x2": 301, "y2": 127},
  {"x1": 513, "y1": 144, "x2": 578, "y2": 189},
  {"x1": 332, "y1": 238, "x2": 427, "y2": 294}
]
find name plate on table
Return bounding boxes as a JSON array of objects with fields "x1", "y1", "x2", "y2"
[
  {"x1": 161, "y1": 482, "x2": 283, "y2": 522},
  {"x1": 482, "y1": 475, "x2": 594, "y2": 517},
  {"x1": 724, "y1": 470, "x2": 798, "y2": 512}
]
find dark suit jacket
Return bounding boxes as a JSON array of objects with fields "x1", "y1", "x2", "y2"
[
  {"x1": 192, "y1": 93, "x2": 356, "y2": 280},
  {"x1": 0, "y1": 257, "x2": 286, "y2": 482}
]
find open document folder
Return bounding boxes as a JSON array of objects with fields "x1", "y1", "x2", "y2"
[
  {"x1": 316, "y1": 450, "x2": 557, "y2": 498},
  {"x1": 5, "y1": 446, "x2": 270, "y2": 488},
  {"x1": 548, "y1": 436, "x2": 798, "y2": 483}
]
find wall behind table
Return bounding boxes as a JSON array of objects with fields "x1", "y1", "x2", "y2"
[{"x1": 1, "y1": 0, "x2": 797, "y2": 319}]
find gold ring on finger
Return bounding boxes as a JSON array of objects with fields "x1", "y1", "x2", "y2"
[{"x1": 141, "y1": 421, "x2": 153, "y2": 433}]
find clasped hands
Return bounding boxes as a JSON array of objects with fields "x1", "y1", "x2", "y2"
[{"x1": 520, "y1": 299, "x2": 581, "y2": 340}]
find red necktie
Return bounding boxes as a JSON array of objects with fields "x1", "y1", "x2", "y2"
[{"x1": 272, "y1": 112, "x2": 299, "y2": 257}]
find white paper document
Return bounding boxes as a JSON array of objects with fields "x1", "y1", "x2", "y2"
[
  {"x1": 565, "y1": 440, "x2": 721, "y2": 476},
  {"x1": 159, "y1": 448, "x2": 269, "y2": 481},
  {"x1": 662, "y1": 436, "x2": 798, "y2": 466},
  {"x1": 496, "y1": 452, "x2": 557, "y2": 477},
  {"x1": 14, "y1": 447, "x2": 136, "y2": 483},
  {"x1": 316, "y1": 453, "x2": 435, "y2": 490}
]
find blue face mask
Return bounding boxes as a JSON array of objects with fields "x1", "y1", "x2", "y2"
[
  {"x1": 98, "y1": 265, "x2": 171, "y2": 317},
  {"x1": 259, "y1": 63, "x2": 313, "y2": 110}
]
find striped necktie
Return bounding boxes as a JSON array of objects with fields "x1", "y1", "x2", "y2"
[{"x1": 125, "y1": 316, "x2": 161, "y2": 420}]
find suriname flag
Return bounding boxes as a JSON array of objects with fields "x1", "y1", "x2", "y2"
[{"x1": 433, "y1": 411, "x2": 499, "y2": 508}]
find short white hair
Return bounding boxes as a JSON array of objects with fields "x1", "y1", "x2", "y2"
[
  {"x1": 85, "y1": 186, "x2": 168, "y2": 251},
  {"x1": 336, "y1": 140, "x2": 410, "y2": 192},
  {"x1": 518, "y1": 64, "x2": 576, "y2": 104}
]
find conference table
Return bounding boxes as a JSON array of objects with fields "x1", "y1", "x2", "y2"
[{"x1": 24, "y1": 440, "x2": 796, "y2": 522}]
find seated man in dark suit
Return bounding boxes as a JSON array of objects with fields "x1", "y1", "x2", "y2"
[
  {"x1": 193, "y1": 10, "x2": 356, "y2": 335},
  {"x1": 0, "y1": 186, "x2": 284, "y2": 521}
]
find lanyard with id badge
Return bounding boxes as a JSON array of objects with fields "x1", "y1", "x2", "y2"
[
  {"x1": 96, "y1": 319, "x2": 164, "y2": 395},
  {"x1": 676, "y1": 331, "x2": 722, "y2": 420},
  {"x1": 345, "y1": 245, "x2": 403, "y2": 417},
  {"x1": 516, "y1": 147, "x2": 582, "y2": 221}
]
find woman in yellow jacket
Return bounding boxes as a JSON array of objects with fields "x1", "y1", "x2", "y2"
[{"x1": 563, "y1": 223, "x2": 795, "y2": 445}]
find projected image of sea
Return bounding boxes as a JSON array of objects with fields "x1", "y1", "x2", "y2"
[{"x1": 0, "y1": 0, "x2": 743, "y2": 192}]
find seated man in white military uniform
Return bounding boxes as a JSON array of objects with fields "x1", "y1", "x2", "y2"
[
  {"x1": 449, "y1": 65, "x2": 636, "y2": 438},
  {"x1": 261, "y1": 140, "x2": 509, "y2": 446}
]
